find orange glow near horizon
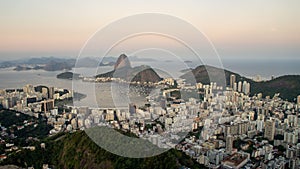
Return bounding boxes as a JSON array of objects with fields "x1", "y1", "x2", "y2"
[{"x1": 0, "y1": 1, "x2": 299, "y2": 59}]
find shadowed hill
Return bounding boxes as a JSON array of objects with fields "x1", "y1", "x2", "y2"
[
  {"x1": 250, "y1": 75, "x2": 300, "y2": 101},
  {"x1": 180, "y1": 65, "x2": 251, "y2": 86},
  {"x1": 181, "y1": 65, "x2": 300, "y2": 101}
]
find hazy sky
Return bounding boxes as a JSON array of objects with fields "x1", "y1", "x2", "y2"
[{"x1": 0, "y1": 0, "x2": 299, "y2": 61}]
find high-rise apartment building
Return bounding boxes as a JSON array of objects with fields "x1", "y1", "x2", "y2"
[
  {"x1": 49, "y1": 87, "x2": 55, "y2": 99},
  {"x1": 226, "y1": 135, "x2": 234, "y2": 154},
  {"x1": 264, "y1": 120, "x2": 275, "y2": 141},
  {"x1": 230, "y1": 74, "x2": 236, "y2": 89},
  {"x1": 238, "y1": 81, "x2": 242, "y2": 92}
]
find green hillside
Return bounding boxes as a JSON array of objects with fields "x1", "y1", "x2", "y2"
[
  {"x1": 1, "y1": 131, "x2": 207, "y2": 169},
  {"x1": 0, "y1": 109, "x2": 52, "y2": 146}
]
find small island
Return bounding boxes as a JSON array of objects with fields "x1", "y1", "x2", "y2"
[{"x1": 56, "y1": 72, "x2": 80, "y2": 80}]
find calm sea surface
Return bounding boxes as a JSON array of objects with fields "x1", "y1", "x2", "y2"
[{"x1": 0, "y1": 59, "x2": 299, "y2": 107}]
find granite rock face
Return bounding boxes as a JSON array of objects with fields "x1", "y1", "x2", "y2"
[{"x1": 114, "y1": 54, "x2": 131, "y2": 70}]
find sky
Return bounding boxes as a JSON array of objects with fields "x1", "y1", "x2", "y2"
[{"x1": 0, "y1": 0, "x2": 299, "y2": 61}]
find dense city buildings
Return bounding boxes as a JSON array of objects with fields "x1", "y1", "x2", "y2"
[{"x1": 0, "y1": 73, "x2": 299, "y2": 168}]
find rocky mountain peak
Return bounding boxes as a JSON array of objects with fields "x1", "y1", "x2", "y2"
[{"x1": 114, "y1": 54, "x2": 131, "y2": 70}]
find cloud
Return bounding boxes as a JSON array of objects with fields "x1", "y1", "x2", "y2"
[{"x1": 129, "y1": 56, "x2": 157, "y2": 62}]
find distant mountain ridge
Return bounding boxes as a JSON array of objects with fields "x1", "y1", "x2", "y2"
[
  {"x1": 181, "y1": 65, "x2": 300, "y2": 101},
  {"x1": 0, "y1": 55, "x2": 160, "y2": 71},
  {"x1": 0, "y1": 57, "x2": 75, "y2": 71},
  {"x1": 0, "y1": 57, "x2": 117, "y2": 71},
  {"x1": 0, "y1": 56, "x2": 157, "y2": 70}
]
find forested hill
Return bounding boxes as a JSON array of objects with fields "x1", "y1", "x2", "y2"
[{"x1": 1, "y1": 131, "x2": 207, "y2": 169}]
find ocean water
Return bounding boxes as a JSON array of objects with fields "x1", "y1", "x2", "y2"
[
  {"x1": 0, "y1": 59, "x2": 299, "y2": 107},
  {"x1": 221, "y1": 59, "x2": 300, "y2": 80},
  {"x1": 0, "y1": 67, "x2": 147, "y2": 108},
  {"x1": 0, "y1": 68, "x2": 72, "y2": 89}
]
